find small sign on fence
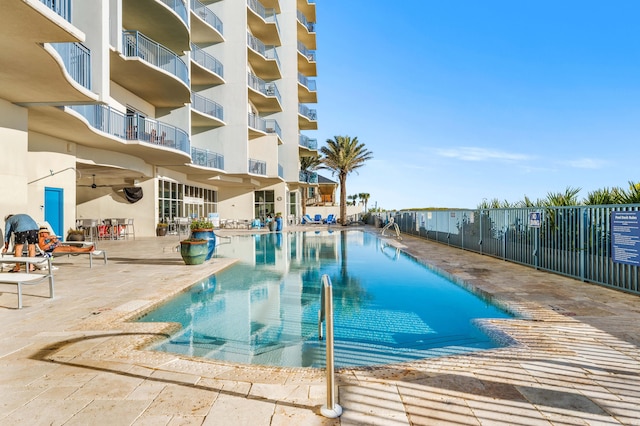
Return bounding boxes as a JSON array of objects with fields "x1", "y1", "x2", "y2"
[
  {"x1": 611, "y1": 211, "x2": 640, "y2": 266},
  {"x1": 528, "y1": 212, "x2": 541, "y2": 228}
]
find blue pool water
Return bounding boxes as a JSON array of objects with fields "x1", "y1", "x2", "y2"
[{"x1": 137, "y1": 231, "x2": 515, "y2": 368}]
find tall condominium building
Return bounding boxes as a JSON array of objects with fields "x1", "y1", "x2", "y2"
[{"x1": 0, "y1": 0, "x2": 318, "y2": 237}]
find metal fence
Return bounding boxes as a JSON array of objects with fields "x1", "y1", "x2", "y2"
[{"x1": 376, "y1": 205, "x2": 640, "y2": 295}]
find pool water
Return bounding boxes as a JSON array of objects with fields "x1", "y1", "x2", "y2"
[{"x1": 137, "y1": 231, "x2": 515, "y2": 368}]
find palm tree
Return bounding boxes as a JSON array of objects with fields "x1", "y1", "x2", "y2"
[
  {"x1": 299, "y1": 155, "x2": 322, "y2": 216},
  {"x1": 320, "y1": 136, "x2": 373, "y2": 225},
  {"x1": 358, "y1": 193, "x2": 370, "y2": 212},
  {"x1": 347, "y1": 194, "x2": 358, "y2": 206}
]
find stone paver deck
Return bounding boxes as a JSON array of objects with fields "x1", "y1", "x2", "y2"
[{"x1": 0, "y1": 226, "x2": 639, "y2": 425}]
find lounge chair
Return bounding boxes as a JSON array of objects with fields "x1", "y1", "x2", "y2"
[
  {"x1": 37, "y1": 227, "x2": 107, "y2": 268},
  {"x1": 324, "y1": 214, "x2": 337, "y2": 224},
  {"x1": 302, "y1": 214, "x2": 322, "y2": 224},
  {"x1": 314, "y1": 214, "x2": 323, "y2": 223},
  {"x1": 0, "y1": 256, "x2": 54, "y2": 309}
]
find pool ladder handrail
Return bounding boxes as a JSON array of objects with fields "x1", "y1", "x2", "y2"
[{"x1": 318, "y1": 274, "x2": 343, "y2": 418}]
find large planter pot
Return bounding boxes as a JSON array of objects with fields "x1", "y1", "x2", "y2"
[
  {"x1": 190, "y1": 228, "x2": 216, "y2": 261},
  {"x1": 180, "y1": 240, "x2": 208, "y2": 265},
  {"x1": 275, "y1": 217, "x2": 283, "y2": 231},
  {"x1": 156, "y1": 226, "x2": 168, "y2": 237},
  {"x1": 268, "y1": 220, "x2": 276, "y2": 232}
]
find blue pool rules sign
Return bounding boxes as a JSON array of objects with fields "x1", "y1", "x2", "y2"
[{"x1": 611, "y1": 211, "x2": 640, "y2": 266}]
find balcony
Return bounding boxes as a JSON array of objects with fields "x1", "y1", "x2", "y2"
[
  {"x1": 264, "y1": 119, "x2": 283, "y2": 143},
  {"x1": 40, "y1": 0, "x2": 71, "y2": 20},
  {"x1": 296, "y1": 10, "x2": 316, "y2": 50},
  {"x1": 111, "y1": 31, "x2": 190, "y2": 107},
  {"x1": 122, "y1": 0, "x2": 189, "y2": 53},
  {"x1": 191, "y1": 44, "x2": 224, "y2": 86},
  {"x1": 299, "y1": 170, "x2": 318, "y2": 184},
  {"x1": 249, "y1": 158, "x2": 267, "y2": 175},
  {"x1": 298, "y1": 104, "x2": 317, "y2": 130},
  {"x1": 191, "y1": 0, "x2": 224, "y2": 44},
  {"x1": 248, "y1": 73, "x2": 282, "y2": 113},
  {"x1": 191, "y1": 146, "x2": 224, "y2": 170},
  {"x1": 0, "y1": 1, "x2": 97, "y2": 104},
  {"x1": 297, "y1": 41, "x2": 317, "y2": 76},
  {"x1": 247, "y1": 33, "x2": 281, "y2": 80},
  {"x1": 247, "y1": 0, "x2": 281, "y2": 46},
  {"x1": 248, "y1": 112, "x2": 266, "y2": 139},
  {"x1": 299, "y1": 134, "x2": 317, "y2": 152},
  {"x1": 191, "y1": 93, "x2": 224, "y2": 129},
  {"x1": 297, "y1": 0, "x2": 316, "y2": 22},
  {"x1": 297, "y1": 72, "x2": 317, "y2": 103},
  {"x1": 28, "y1": 104, "x2": 190, "y2": 165},
  {"x1": 50, "y1": 43, "x2": 92, "y2": 91}
]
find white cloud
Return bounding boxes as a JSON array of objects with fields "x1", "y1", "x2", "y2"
[
  {"x1": 435, "y1": 146, "x2": 533, "y2": 162},
  {"x1": 563, "y1": 158, "x2": 607, "y2": 169}
]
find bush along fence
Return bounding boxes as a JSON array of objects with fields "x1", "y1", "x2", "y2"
[{"x1": 374, "y1": 205, "x2": 640, "y2": 296}]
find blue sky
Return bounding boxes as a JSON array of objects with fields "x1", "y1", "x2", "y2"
[{"x1": 312, "y1": 1, "x2": 640, "y2": 210}]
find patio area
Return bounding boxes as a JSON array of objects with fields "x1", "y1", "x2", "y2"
[{"x1": 0, "y1": 225, "x2": 639, "y2": 425}]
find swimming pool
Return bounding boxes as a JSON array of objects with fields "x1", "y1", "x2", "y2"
[{"x1": 137, "y1": 230, "x2": 515, "y2": 368}]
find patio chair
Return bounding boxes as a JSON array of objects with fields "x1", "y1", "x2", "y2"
[
  {"x1": 324, "y1": 214, "x2": 337, "y2": 224},
  {"x1": 314, "y1": 214, "x2": 323, "y2": 223},
  {"x1": 302, "y1": 214, "x2": 322, "y2": 224}
]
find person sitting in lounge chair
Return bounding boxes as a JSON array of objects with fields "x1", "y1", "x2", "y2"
[{"x1": 38, "y1": 229, "x2": 95, "y2": 254}]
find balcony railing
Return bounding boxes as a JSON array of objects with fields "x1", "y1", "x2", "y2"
[
  {"x1": 249, "y1": 158, "x2": 267, "y2": 175},
  {"x1": 264, "y1": 119, "x2": 281, "y2": 138},
  {"x1": 247, "y1": 33, "x2": 281, "y2": 69},
  {"x1": 51, "y1": 42, "x2": 92, "y2": 90},
  {"x1": 247, "y1": 0, "x2": 280, "y2": 31},
  {"x1": 298, "y1": 104, "x2": 317, "y2": 121},
  {"x1": 159, "y1": 0, "x2": 189, "y2": 26},
  {"x1": 191, "y1": 146, "x2": 224, "y2": 170},
  {"x1": 40, "y1": 0, "x2": 70, "y2": 21},
  {"x1": 68, "y1": 105, "x2": 190, "y2": 155},
  {"x1": 123, "y1": 31, "x2": 189, "y2": 86},
  {"x1": 299, "y1": 171, "x2": 318, "y2": 184},
  {"x1": 191, "y1": 93, "x2": 223, "y2": 121},
  {"x1": 191, "y1": 0, "x2": 223, "y2": 34},
  {"x1": 299, "y1": 134, "x2": 317, "y2": 150},
  {"x1": 297, "y1": 41, "x2": 316, "y2": 61},
  {"x1": 248, "y1": 73, "x2": 281, "y2": 103},
  {"x1": 191, "y1": 43, "x2": 224, "y2": 78},
  {"x1": 296, "y1": 10, "x2": 316, "y2": 32},
  {"x1": 248, "y1": 113, "x2": 266, "y2": 132},
  {"x1": 297, "y1": 73, "x2": 316, "y2": 92}
]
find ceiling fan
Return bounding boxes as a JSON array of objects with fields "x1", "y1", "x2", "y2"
[{"x1": 78, "y1": 174, "x2": 112, "y2": 189}]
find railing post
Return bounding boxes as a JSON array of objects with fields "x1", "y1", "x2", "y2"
[{"x1": 318, "y1": 274, "x2": 342, "y2": 418}]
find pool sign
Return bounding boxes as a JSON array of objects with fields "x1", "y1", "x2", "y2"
[
  {"x1": 611, "y1": 211, "x2": 640, "y2": 266},
  {"x1": 528, "y1": 212, "x2": 541, "y2": 228}
]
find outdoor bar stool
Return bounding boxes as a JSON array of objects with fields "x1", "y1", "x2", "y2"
[
  {"x1": 123, "y1": 218, "x2": 135, "y2": 240},
  {"x1": 81, "y1": 219, "x2": 99, "y2": 244}
]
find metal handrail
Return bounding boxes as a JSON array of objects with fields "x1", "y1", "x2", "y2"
[{"x1": 318, "y1": 274, "x2": 342, "y2": 418}]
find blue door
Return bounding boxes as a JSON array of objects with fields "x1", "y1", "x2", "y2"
[{"x1": 44, "y1": 187, "x2": 64, "y2": 236}]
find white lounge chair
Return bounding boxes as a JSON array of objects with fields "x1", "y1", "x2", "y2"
[{"x1": 0, "y1": 256, "x2": 54, "y2": 309}]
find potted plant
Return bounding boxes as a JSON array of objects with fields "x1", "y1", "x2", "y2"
[
  {"x1": 275, "y1": 212, "x2": 283, "y2": 231},
  {"x1": 66, "y1": 228, "x2": 85, "y2": 241},
  {"x1": 156, "y1": 222, "x2": 168, "y2": 236},
  {"x1": 190, "y1": 218, "x2": 216, "y2": 261},
  {"x1": 179, "y1": 238, "x2": 208, "y2": 265}
]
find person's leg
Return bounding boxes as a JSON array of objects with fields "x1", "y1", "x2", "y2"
[
  {"x1": 25, "y1": 230, "x2": 39, "y2": 271},
  {"x1": 12, "y1": 243, "x2": 23, "y2": 271}
]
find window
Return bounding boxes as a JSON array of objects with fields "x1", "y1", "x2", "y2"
[
  {"x1": 158, "y1": 179, "x2": 217, "y2": 222},
  {"x1": 254, "y1": 190, "x2": 275, "y2": 220}
]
